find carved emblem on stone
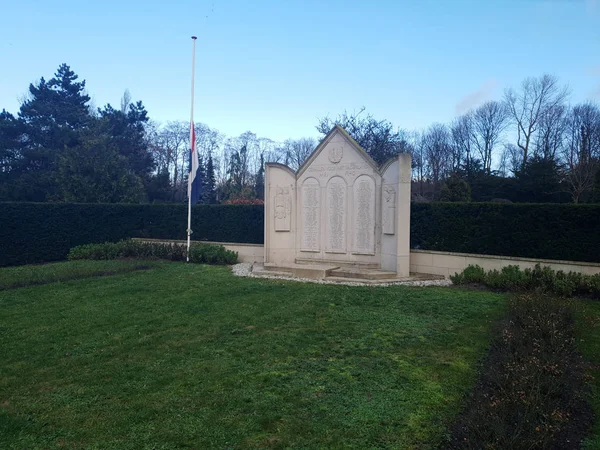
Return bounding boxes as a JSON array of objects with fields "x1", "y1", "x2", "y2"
[
  {"x1": 328, "y1": 146, "x2": 343, "y2": 164},
  {"x1": 274, "y1": 186, "x2": 291, "y2": 231},
  {"x1": 383, "y1": 185, "x2": 395, "y2": 202},
  {"x1": 383, "y1": 185, "x2": 396, "y2": 235}
]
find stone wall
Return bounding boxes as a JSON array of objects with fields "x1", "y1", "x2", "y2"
[
  {"x1": 410, "y1": 249, "x2": 600, "y2": 278},
  {"x1": 137, "y1": 239, "x2": 600, "y2": 278}
]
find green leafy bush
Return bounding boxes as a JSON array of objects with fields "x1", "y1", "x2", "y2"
[
  {"x1": 440, "y1": 176, "x2": 471, "y2": 201},
  {"x1": 444, "y1": 293, "x2": 592, "y2": 449},
  {"x1": 189, "y1": 242, "x2": 238, "y2": 265},
  {"x1": 451, "y1": 264, "x2": 600, "y2": 298},
  {"x1": 450, "y1": 264, "x2": 486, "y2": 285},
  {"x1": 68, "y1": 240, "x2": 237, "y2": 265}
]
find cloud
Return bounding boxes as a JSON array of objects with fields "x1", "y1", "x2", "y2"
[{"x1": 455, "y1": 78, "x2": 498, "y2": 115}]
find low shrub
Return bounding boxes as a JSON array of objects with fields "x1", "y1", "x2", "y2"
[
  {"x1": 443, "y1": 293, "x2": 592, "y2": 449},
  {"x1": 450, "y1": 264, "x2": 486, "y2": 285},
  {"x1": 188, "y1": 242, "x2": 238, "y2": 265},
  {"x1": 68, "y1": 240, "x2": 238, "y2": 265},
  {"x1": 451, "y1": 264, "x2": 600, "y2": 299}
]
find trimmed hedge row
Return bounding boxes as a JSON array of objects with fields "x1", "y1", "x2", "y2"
[
  {"x1": 411, "y1": 202, "x2": 600, "y2": 263},
  {"x1": 0, "y1": 203, "x2": 262, "y2": 267},
  {"x1": 1, "y1": 202, "x2": 599, "y2": 267}
]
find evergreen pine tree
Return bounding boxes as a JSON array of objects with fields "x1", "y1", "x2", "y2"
[
  {"x1": 255, "y1": 153, "x2": 265, "y2": 200},
  {"x1": 205, "y1": 151, "x2": 217, "y2": 204},
  {"x1": 15, "y1": 64, "x2": 92, "y2": 200},
  {"x1": 196, "y1": 154, "x2": 206, "y2": 203},
  {"x1": 19, "y1": 64, "x2": 91, "y2": 151},
  {"x1": 98, "y1": 101, "x2": 153, "y2": 178}
]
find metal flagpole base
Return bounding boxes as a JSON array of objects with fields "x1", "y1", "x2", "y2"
[{"x1": 186, "y1": 229, "x2": 193, "y2": 262}]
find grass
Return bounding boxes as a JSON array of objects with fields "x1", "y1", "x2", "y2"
[
  {"x1": 575, "y1": 300, "x2": 600, "y2": 449},
  {"x1": 0, "y1": 260, "x2": 163, "y2": 291},
  {"x1": 0, "y1": 261, "x2": 505, "y2": 449}
]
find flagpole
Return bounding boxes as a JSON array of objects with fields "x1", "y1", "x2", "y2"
[{"x1": 187, "y1": 35, "x2": 197, "y2": 263}]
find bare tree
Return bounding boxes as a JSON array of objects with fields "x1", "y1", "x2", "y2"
[
  {"x1": 421, "y1": 123, "x2": 453, "y2": 199},
  {"x1": 498, "y1": 143, "x2": 520, "y2": 177},
  {"x1": 450, "y1": 113, "x2": 474, "y2": 173},
  {"x1": 533, "y1": 104, "x2": 568, "y2": 161},
  {"x1": 470, "y1": 101, "x2": 509, "y2": 174},
  {"x1": 195, "y1": 123, "x2": 223, "y2": 161},
  {"x1": 410, "y1": 130, "x2": 428, "y2": 199},
  {"x1": 261, "y1": 138, "x2": 285, "y2": 165},
  {"x1": 255, "y1": 137, "x2": 279, "y2": 172},
  {"x1": 504, "y1": 74, "x2": 570, "y2": 169},
  {"x1": 281, "y1": 137, "x2": 317, "y2": 170},
  {"x1": 120, "y1": 89, "x2": 132, "y2": 114},
  {"x1": 562, "y1": 102, "x2": 600, "y2": 203},
  {"x1": 159, "y1": 121, "x2": 189, "y2": 199},
  {"x1": 317, "y1": 107, "x2": 410, "y2": 164}
]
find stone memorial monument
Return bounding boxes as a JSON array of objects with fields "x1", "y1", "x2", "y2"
[{"x1": 258, "y1": 125, "x2": 412, "y2": 281}]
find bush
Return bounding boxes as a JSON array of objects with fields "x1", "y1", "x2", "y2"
[
  {"x1": 450, "y1": 264, "x2": 486, "y2": 285},
  {"x1": 68, "y1": 240, "x2": 238, "y2": 265},
  {"x1": 440, "y1": 176, "x2": 471, "y2": 202},
  {"x1": 444, "y1": 293, "x2": 592, "y2": 449},
  {"x1": 0, "y1": 203, "x2": 261, "y2": 267},
  {"x1": 451, "y1": 264, "x2": 600, "y2": 298},
  {"x1": 189, "y1": 242, "x2": 238, "y2": 265},
  {"x1": 411, "y1": 202, "x2": 600, "y2": 263}
]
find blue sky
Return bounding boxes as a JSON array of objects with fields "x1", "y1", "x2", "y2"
[{"x1": 1, "y1": 0, "x2": 599, "y2": 141}]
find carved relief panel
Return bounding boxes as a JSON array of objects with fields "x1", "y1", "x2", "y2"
[
  {"x1": 383, "y1": 185, "x2": 396, "y2": 235},
  {"x1": 274, "y1": 186, "x2": 291, "y2": 231}
]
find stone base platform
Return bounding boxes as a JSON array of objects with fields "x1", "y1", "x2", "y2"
[
  {"x1": 261, "y1": 262, "x2": 339, "y2": 280},
  {"x1": 252, "y1": 263, "x2": 444, "y2": 284}
]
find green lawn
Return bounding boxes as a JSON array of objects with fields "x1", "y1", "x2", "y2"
[
  {"x1": 0, "y1": 259, "x2": 163, "y2": 291},
  {"x1": 575, "y1": 300, "x2": 600, "y2": 450},
  {"x1": 0, "y1": 262, "x2": 505, "y2": 449}
]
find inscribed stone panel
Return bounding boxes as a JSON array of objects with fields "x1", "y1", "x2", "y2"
[
  {"x1": 301, "y1": 178, "x2": 320, "y2": 251},
  {"x1": 326, "y1": 177, "x2": 347, "y2": 253},
  {"x1": 353, "y1": 175, "x2": 375, "y2": 253}
]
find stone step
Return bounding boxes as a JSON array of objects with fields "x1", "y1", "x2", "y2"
[
  {"x1": 295, "y1": 258, "x2": 380, "y2": 269},
  {"x1": 323, "y1": 276, "x2": 399, "y2": 284},
  {"x1": 253, "y1": 270, "x2": 292, "y2": 278},
  {"x1": 328, "y1": 268, "x2": 398, "y2": 280},
  {"x1": 263, "y1": 262, "x2": 340, "y2": 280},
  {"x1": 263, "y1": 263, "x2": 294, "y2": 273}
]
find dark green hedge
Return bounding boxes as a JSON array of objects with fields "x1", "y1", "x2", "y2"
[
  {"x1": 2, "y1": 202, "x2": 599, "y2": 267},
  {"x1": 410, "y1": 202, "x2": 600, "y2": 263},
  {"x1": 0, "y1": 203, "x2": 263, "y2": 267}
]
